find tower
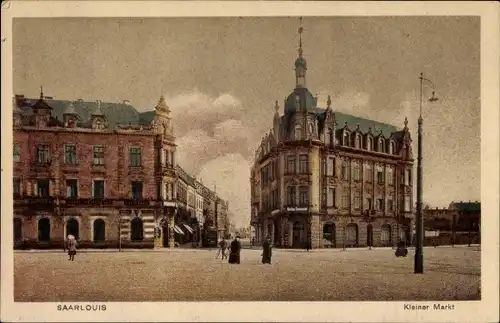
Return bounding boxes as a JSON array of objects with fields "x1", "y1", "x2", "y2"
[
  {"x1": 32, "y1": 87, "x2": 52, "y2": 128},
  {"x1": 12, "y1": 96, "x2": 23, "y2": 128}
]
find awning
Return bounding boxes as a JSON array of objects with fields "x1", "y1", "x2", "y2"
[
  {"x1": 183, "y1": 223, "x2": 195, "y2": 234},
  {"x1": 174, "y1": 225, "x2": 184, "y2": 235}
]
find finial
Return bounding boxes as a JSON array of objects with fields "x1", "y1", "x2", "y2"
[
  {"x1": 404, "y1": 116, "x2": 408, "y2": 128},
  {"x1": 356, "y1": 123, "x2": 360, "y2": 130},
  {"x1": 40, "y1": 86, "x2": 44, "y2": 99},
  {"x1": 326, "y1": 95, "x2": 331, "y2": 108},
  {"x1": 298, "y1": 17, "x2": 304, "y2": 57},
  {"x1": 274, "y1": 100, "x2": 279, "y2": 112}
]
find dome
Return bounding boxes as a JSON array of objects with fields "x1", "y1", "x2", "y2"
[
  {"x1": 295, "y1": 56, "x2": 307, "y2": 69},
  {"x1": 284, "y1": 88, "x2": 317, "y2": 115}
]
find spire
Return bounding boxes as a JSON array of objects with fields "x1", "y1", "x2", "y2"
[
  {"x1": 155, "y1": 95, "x2": 171, "y2": 114},
  {"x1": 40, "y1": 86, "x2": 43, "y2": 99},
  {"x1": 404, "y1": 116, "x2": 408, "y2": 129},
  {"x1": 274, "y1": 100, "x2": 279, "y2": 113},
  {"x1": 326, "y1": 95, "x2": 332, "y2": 109},
  {"x1": 298, "y1": 17, "x2": 304, "y2": 57}
]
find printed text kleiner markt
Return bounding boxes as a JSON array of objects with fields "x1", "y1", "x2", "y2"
[{"x1": 403, "y1": 303, "x2": 456, "y2": 311}]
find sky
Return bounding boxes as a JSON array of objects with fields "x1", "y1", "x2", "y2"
[{"x1": 13, "y1": 17, "x2": 480, "y2": 228}]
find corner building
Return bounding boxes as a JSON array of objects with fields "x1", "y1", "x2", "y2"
[
  {"x1": 12, "y1": 92, "x2": 178, "y2": 249},
  {"x1": 250, "y1": 30, "x2": 414, "y2": 249}
]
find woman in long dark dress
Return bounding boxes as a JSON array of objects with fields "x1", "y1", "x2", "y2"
[
  {"x1": 261, "y1": 237, "x2": 272, "y2": 264},
  {"x1": 228, "y1": 236, "x2": 241, "y2": 264}
]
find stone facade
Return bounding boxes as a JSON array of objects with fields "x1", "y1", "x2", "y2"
[{"x1": 250, "y1": 24, "x2": 414, "y2": 249}]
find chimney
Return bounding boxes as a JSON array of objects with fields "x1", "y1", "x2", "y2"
[{"x1": 123, "y1": 100, "x2": 131, "y2": 105}]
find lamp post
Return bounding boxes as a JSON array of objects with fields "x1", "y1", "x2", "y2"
[{"x1": 414, "y1": 72, "x2": 439, "y2": 274}]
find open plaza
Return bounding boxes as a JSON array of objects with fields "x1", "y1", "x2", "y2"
[{"x1": 14, "y1": 245, "x2": 480, "y2": 302}]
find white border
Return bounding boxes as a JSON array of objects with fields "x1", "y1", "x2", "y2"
[{"x1": 1, "y1": 1, "x2": 499, "y2": 322}]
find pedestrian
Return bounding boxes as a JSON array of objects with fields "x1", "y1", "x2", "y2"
[
  {"x1": 228, "y1": 236, "x2": 242, "y2": 264},
  {"x1": 261, "y1": 236, "x2": 272, "y2": 264},
  {"x1": 66, "y1": 235, "x2": 77, "y2": 261},
  {"x1": 306, "y1": 240, "x2": 310, "y2": 252},
  {"x1": 215, "y1": 238, "x2": 227, "y2": 259}
]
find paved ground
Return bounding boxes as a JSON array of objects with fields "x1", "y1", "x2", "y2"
[{"x1": 14, "y1": 246, "x2": 480, "y2": 302}]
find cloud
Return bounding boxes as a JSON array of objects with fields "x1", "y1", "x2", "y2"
[{"x1": 198, "y1": 154, "x2": 252, "y2": 228}]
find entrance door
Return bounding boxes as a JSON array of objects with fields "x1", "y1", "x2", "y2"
[
  {"x1": 367, "y1": 224, "x2": 373, "y2": 247},
  {"x1": 162, "y1": 225, "x2": 169, "y2": 247}
]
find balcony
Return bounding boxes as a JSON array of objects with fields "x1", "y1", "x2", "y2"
[
  {"x1": 123, "y1": 198, "x2": 156, "y2": 207},
  {"x1": 14, "y1": 197, "x2": 56, "y2": 209},
  {"x1": 62, "y1": 198, "x2": 115, "y2": 207}
]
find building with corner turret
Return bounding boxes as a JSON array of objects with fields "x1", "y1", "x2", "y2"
[{"x1": 250, "y1": 20, "x2": 415, "y2": 249}]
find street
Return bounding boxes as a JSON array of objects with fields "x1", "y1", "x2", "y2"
[{"x1": 14, "y1": 246, "x2": 480, "y2": 302}]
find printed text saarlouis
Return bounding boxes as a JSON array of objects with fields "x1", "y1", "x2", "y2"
[{"x1": 57, "y1": 304, "x2": 107, "y2": 311}]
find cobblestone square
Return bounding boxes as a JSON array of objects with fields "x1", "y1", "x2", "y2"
[{"x1": 14, "y1": 246, "x2": 480, "y2": 302}]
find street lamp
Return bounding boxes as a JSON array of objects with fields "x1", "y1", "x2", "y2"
[{"x1": 414, "y1": 72, "x2": 439, "y2": 274}]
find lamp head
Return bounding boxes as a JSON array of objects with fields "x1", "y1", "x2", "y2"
[{"x1": 428, "y1": 91, "x2": 439, "y2": 102}]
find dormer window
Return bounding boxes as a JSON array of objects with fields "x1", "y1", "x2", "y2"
[
  {"x1": 355, "y1": 134, "x2": 361, "y2": 149},
  {"x1": 366, "y1": 137, "x2": 373, "y2": 151},
  {"x1": 343, "y1": 131, "x2": 350, "y2": 146},
  {"x1": 389, "y1": 141, "x2": 396, "y2": 154},
  {"x1": 378, "y1": 138, "x2": 385, "y2": 153}
]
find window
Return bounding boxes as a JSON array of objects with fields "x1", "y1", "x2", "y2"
[
  {"x1": 321, "y1": 187, "x2": 327, "y2": 207},
  {"x1": 328, "y1": 188, "x2": 336, "y2": 207},
  {"x1": 13, "y1": 143, "x2": 21, "y2": 162},
  {"x1": 341, "y1": 191, "x2": 350, "y2": 209},
  {"x1": 343, "y1": 131, "x2": 350, "y2": 146},
  {"x1": 295, "y1": 125, "x2": 302, "y2": 141},
  {"x1": 388, "y1": 199, "x2": 394, "y2": 211},
  {"x1": 404, "y1": 196, "x2": 411, "y2": 212},
  {"x1": 36, "y1": 145, "x2": 50, "y2": 164},
  {"x1": 308, "y1": 123, "x2": 314, "y2": 135},
  {"x1": 157, "y1": 183, "x2": 162, "y2": 200},
  {"x1": 286, "y1": 156, "x2": 296, "y2": 173},
  {"x1": 366, "y1": 197, "x2": 372, "y2": 210},
  {"x1": 355, "y1": 135, "x2": 361, "y2": 149},
  {"x1": 165, "y1": 150, "x2": 171, "y2": 166},
  {"x1": 365, "y1": 164, "x2": 373, "y2": 182},
  {"x1": 64, "y1": 144, "x2": 77, "y2": 164},
  {"x1": 405, "y1": 169, "x2": 412, "y2": 186},
  {"x1": 66, "y1": 179, "x2": 78, "y2": 198},
  {"x1": 377, "y1": 198, "x2": 384, "y2": 211},
  {"x1": 327, "y1": 157, "x2": 335, "y2": 177},
  {"x1": 287, "y1": 186, "x2": 296, "y2": 206},
  {"x1": 366, "y1": 137, "x2": 372, "y2": 151},
  {"x1": 299, "y1": 154, "x2": 309, "y2": 173},
  {"x1": 299, "y1": 186, "x2": 309, "y2": 206},
  {"x1": 341, "y1": 162, "x2": 349, "y2": 180},
  {"x1": 327, "y1": 129, "x2": 333, "y2": 146},
  {"x1": 93, "y1": 180, "x2": 105, "y2": 199},
  {"x1": 129, "y1": 147, "x2": 142, "y2": 167},
  {"x1": 353, "y1": 163, "x2": 361, "y2": 181},
  {"x1": 93, "y1": 145, "x2": 104, "y2": 165},
  {"x1": 37, "y1": 179, "x2": 50, "y2": 197},
  {"x1": 377, "y1": 169, "x2": 384, "y2": 184},
  {"x1": 354, "y1": 191, "x2": 361, "y2": 209},
  {"x1": 13, "y1": 179, "x2": 21, "y2": 197},
  {"x1": 387, "y1": 168, "x2": 394, "y2": 185}
]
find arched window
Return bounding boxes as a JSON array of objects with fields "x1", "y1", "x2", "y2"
[
  {"x1": 355, "y1": 135, "x2": 361, "y2": 149},
  {"x1": 378, "y1": 138, "x2": 385, "y2": 153},
  {"x1": 295, "y1": 125, "x2": 302, "y2": 141},
  {"x1": 343, "y1": 131, "x2": 350, "y2": 146},
  {"x1": 367, "y1": 137, "x2": 372, "y2": 151},
  {"x1": 38, "y1": 218, "x2": 51, "y2": 242},
  {"x1": 14, "y1": 218, "x2": 22, "y2": 241},
  {"x1": 93, "y1": 219, "x2": 106, "y2": 242},
  {"x1": 131, "y1": 217, "x2": 144, "y2": 241},
  {"x1": 308, "y1": 122, "x2": 314, "y2": 135},
  {"x1": 389, "y1": 141, "x2": 395, "y2": 154},
  {"x1": 66, "y1": 218, "x2": 80, "y2": 240}
]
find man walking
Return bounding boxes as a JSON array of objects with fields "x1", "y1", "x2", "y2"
[{"x1": 215, "y1": 238, "x2": 227, "y2": 259}]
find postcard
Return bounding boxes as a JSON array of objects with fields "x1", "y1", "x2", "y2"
[{"x1": 1, "y1": 1, "x2": 499, "y2": 322}]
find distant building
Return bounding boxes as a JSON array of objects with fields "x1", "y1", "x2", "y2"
[
  {"x1": 250, "y1": 22, "x2": 414, "y2": 249},
  {"x1": 424, "y1": 201, "x2": 481, "y2": 232}
]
